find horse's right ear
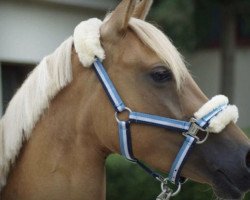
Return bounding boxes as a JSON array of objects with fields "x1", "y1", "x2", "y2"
[{"x1": 101, "y1": 0, "x2": 136, "y2": 41}]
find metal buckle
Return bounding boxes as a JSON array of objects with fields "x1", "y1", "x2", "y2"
[
  {"x1": 183, "y1": 118, "x2": 209, "y2": 144},
  {"x1": 115, "y1": 107, "x2": 132, "y2": 123}
]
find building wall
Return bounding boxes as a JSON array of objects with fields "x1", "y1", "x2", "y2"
[
  {"x1": 0, "y1": 0, "x2": 108, "y2": 63},
  {"x1": 0, "y1": 0, "x2": 115, "y2": 115},
  {"x1": 188, "y1": 49, "x2": 250, "y2": 128},
  {"x1": 43, "y1": 0, "x2": 117, "y2": 11},
  {"x1": 234, "y1": 49, "x2": 250, "y2": 128},
  {"x1": 187, "y1": 50, "x2": 221, "y2": 98},
  {"x1": 0, "y1": 63, "x2": 2, "y2": 116}
]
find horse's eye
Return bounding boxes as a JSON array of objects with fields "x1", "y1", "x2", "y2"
[{"x1": 150, "y1": 67, "x2": 172, "y2": 83}]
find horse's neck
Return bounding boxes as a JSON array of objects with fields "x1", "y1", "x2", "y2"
[{"x1": 1, "y1": 51, "x2": 108, "y2": 200}]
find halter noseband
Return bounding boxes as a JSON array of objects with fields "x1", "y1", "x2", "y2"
[{"x1": 92, "y1": 58, "x2": 238, "y2": 200}]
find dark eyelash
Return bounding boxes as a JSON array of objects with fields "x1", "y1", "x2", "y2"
[{"x1": 150, "y1": 67, "x2": 172, "y2": 83}]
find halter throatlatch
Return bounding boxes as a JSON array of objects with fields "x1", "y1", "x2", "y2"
[{"x1": 74, "y1": 19, "x2": 239, "y2": 200}]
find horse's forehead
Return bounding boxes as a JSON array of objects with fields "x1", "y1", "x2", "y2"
[{"x1": 116, "y1": 30, "x2": 160, "y2": 66}]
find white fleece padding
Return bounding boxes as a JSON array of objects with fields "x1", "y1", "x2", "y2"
[
  {"x1": 194, "y1": 95, "x2": 229, "y2": 119},
  {"x1": 73, "y1": 18, "x2": 105, "y2": 67},
  {"x1": 208, "y1": 105, "x2": 239, "y2": 133},
  {"x1": 194, "y1": 95, "x2": 239, "y2": 133}
]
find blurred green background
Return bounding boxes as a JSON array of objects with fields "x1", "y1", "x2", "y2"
[
  {"x1": 106, "y1": 128, "x2": 250, "y2": 200},
  {"x1": 107, "y1": 0, "x2": 250, "y2": 199}
]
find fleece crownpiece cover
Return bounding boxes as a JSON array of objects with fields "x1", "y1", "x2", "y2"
[
  {"x1": 73, "y1": 18, "x2": 105, "y2": 67},
  {"x1": 194, "y1": 95, "x2": 239, "y2": 133}
]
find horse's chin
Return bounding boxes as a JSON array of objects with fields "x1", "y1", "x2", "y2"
[
  {"x1": 213, "y1": 186, "x2": 244, "y2": 200},
  {"x1": 212, "y1": 171, "x2": 245, "y2": 200}
]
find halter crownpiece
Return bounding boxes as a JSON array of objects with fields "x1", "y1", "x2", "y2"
[{"x1": 73, "y1": 19, "x2": 239, "y2": 200}]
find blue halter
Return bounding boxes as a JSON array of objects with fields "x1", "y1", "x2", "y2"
[{"x1": 92, "y1": 58, "x2": 228, "y2": 196}]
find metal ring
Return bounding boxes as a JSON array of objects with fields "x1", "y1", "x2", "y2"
[
  {"x1": 115, "y1": 107, "x2": 132, "y2": 123},
  {"x1": 196, "y1": 131, "x2": 209, "y2": 144},
  {"x1": 171, "y1": 182, "x2": 182, "y2": 197},
  {"x1": 183, "y1": 131, "x2": 210, "y2": 145}
]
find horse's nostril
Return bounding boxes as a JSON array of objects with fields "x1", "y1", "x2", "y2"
[{"x1": 246, "y1": 151, "x2": 250, "y2": 168}]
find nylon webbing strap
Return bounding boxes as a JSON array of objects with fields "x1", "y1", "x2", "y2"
[
  {"x1": 195, "y1": 104, "x2": 227, "y2": 129},
  {"x1": 136, "y1": 160, "x2": 164, "y2": 180},
  {"x1": 168, "y1": 135, "x2": 197, "y2": 184},
  {"x1": 118, "y1": 121, "x2": 165, "y2": 180},
  {"x1": 93, "y1": 59, "x2": 126, "y2": 112},
  {"x1": 129, "y1": 112, "x2": 191, "y2": 132},
  {"x1": 118, "y1": 121, "x2": 136, "y2": 162}
]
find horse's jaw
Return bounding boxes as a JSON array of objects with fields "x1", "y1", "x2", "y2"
[{"x1": 213, "y1": 175, "x2": 244, "y2": 200}]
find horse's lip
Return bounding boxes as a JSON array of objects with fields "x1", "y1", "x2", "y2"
[{"x1": 213, "y1": 170, "x2": 244, "y2": 200}]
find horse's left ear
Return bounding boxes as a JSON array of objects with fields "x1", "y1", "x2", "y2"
[
  {"x1": 133, "y1": 0, "x2": 153, "y2": 20},
  {"x1": 101, "y1": 0, "x2": 136, "y2": 41}
]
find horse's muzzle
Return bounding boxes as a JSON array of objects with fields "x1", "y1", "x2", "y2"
[{"x1": 212, "y1": 145, "x2": 250, "y2": 199}]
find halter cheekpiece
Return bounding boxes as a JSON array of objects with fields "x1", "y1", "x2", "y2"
[{"x1": 74, "y1": 19, "x2": 239, "y2": 200}]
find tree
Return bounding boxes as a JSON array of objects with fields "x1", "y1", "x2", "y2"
[
  {"x1": 150, "y1": 0, "x2": 196, "y2": 51},
  {"x1": 220, "y1": 3, "x2": 236, "y2": 101}
]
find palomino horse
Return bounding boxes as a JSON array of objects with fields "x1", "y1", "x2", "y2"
[{"x1": 1, "y1": 0, "x2": 250, "y2": 199}]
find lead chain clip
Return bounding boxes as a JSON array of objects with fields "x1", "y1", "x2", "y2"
[{"x1": 156, "y1": 179, "x2": 181, "y2": 200}]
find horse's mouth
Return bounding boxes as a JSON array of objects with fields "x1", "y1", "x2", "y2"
[{"x1": 213, "y1": 170, "x2": 244, "y2": 200}]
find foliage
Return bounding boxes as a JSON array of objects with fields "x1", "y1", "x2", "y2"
[
  {"x1": 150, "y1": 0, "x2": 250, "y2": 51},
  {"x1": 106, "y1": 155, "x2": 159, "y2": 200},
  {"x1": 149, "y1": 0, "x2": 196, "y2": 51},
  {"x1": 245, "y1": 127, "x2": 250, "y2": 136},
  {"x1": 106, "y1": 154, "x2": 215, "y2": 200}
]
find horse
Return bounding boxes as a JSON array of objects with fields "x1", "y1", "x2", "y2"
[{"x1": 1, "y1": 0, "x2": 250, "y2": 199}]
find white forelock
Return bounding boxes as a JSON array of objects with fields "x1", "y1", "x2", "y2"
[{"x1": 73, "y1": 18, "x2": 105, "y2": 67}]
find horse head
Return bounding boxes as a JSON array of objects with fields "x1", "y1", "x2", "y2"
[
  {"x1": 89, "y1": 0, "x2": 250, "y2": 199},
  {"x1": 1, "y1": 0, "x2": 250, "y2": 199}
]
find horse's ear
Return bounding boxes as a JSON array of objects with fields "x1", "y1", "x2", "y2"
[
  {"x1": 133, "y1": 0, "x2": 153, "y2": 20},
  {"x1": 101, "y1": 0, "x2": 136, "y2": 41}
]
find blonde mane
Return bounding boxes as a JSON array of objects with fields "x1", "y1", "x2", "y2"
[
  {"x1": 129, "y1": 18, "x2": 188, "y2": 89},
  {"x1": 0, "y1": 37, "x2": 73, "y2": 188}
]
